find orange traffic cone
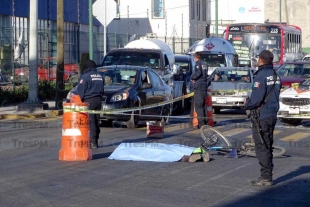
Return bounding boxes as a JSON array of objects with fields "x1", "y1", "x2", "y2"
[
  {"x1": 205, "y1": 89, "x2": 214, "y2": 127},
  {"x1": 59, "y1": 95, "x2": 92, "y2": 161},
  {"x1": 192, "y1": 104, "x2": 198, "y2": 127}
]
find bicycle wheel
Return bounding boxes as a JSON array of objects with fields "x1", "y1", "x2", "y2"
[
  {"x1": 242, "y1": 143, "x2": 286, "y2": 158},
  {"x1": 200, "y1": 125, "x2": 232, "y2": 147}
]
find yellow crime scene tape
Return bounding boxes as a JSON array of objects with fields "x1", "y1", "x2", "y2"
[{"x1": 64, "y1": 92, "x2": 195, "y2": 114}]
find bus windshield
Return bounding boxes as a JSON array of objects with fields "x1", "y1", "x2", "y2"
[{"x1": 227, "y1": 33, "x2": 281, "y2": 63}]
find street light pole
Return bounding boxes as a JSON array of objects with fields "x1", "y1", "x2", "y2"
[
  {"x1": 89, "y1": 0, "x2": 93, "y2": 60},
  {"x1": 215, "y1": 0, "x2": 218, "y2": 37},
  {"x1": 279, "y1": 0, "x2": 282, "y2": 24}
]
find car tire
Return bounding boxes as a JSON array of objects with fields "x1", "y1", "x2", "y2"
[{"x1": 279, "y1": 118, "x2": 302, "y2": 126}]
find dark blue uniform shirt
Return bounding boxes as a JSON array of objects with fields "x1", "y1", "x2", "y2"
[
  {"x1": 190, "y1": 59, "x2": 209, "y2": 89},
  {"x1": 245, "y1": 64, "x2": 281, "y2": 120},
  {"x1": 76, "y1": 68, "x2": 104, "y2": 101}
]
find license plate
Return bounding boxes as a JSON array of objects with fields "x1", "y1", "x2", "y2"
[
  {"x1": 289, "y1": 107, "x2": 299, "y2": 114},
  {"x1": 216, "y1": 98, "x2": 227, "y2": 104}
]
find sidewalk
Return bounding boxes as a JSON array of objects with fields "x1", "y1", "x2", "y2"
[{"x1": 0, "y1": 101, "x2": 63, "y2": 120}]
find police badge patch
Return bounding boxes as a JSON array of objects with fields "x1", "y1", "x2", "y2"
[{"x1": 253, "y1": 82, "x2": 260, "y2": 88}]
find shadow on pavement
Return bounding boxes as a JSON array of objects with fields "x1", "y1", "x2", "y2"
[{"x1": 217, "y1": 166, "x2": 310, "y2": 207}]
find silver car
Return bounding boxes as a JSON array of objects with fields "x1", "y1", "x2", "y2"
[{"x1": 209, "y1": 67, "x2": 254, "y2": 113}]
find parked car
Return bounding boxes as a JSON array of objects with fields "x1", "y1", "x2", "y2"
[
  {"x1": 302, "y1": 54, "x2": 310, "y2": 61},
  {"x1": 174, "y1": 54, "x2": 194, "y2": 109},
  {"x1": 0, "y1": 62, "x2": 29, "y2": 85},
  {"x1": 38, "y1": 57, "x2": 79, "y2": 83},
  {"x1": 97, "y1": 65, "x2": 172, "y2": 128},
  {"x1": 209, "y1": 67, "x2": 253, "y2": 113},
  {"x1": 277, "y1": 79, "x2": 310, "y2": 125},
  {"x1": 11, "y1": 62, "x2": 29, "y2": 84},
  {"x1": 276, "y1": 61, "x2": 310, "y2": 90}
]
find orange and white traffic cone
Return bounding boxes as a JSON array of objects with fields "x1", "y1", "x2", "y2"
[
  {"x1": 192, "y1": 107, "x2": 198, "y2": 127},
  {"x1": 205, "y1": 89, "x2": 214, "y2": 127},
  {"x1": 59, "y1": 95, "x2": 92, "y2": 161}
]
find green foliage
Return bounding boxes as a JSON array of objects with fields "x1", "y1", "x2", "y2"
[
  {"x1": 0, "y1": 81, "x2": 74, "y2": 106},
  {"x1": 302, "y1": 48, "x2": 310, "y2": 54}
]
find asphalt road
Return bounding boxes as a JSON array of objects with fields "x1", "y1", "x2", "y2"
[{"x1": 0, "y1": 110, "x2": 310, "y2": 207}]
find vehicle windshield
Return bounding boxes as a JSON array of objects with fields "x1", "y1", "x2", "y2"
[
  {"x1": 99, "y1": 69, "x2": 137, "y2": 85},
  {"x1": 101, "y1": 51, "x2": 161, "y2": 69},
  {"x1": 227, "y1": 33, "x2": 281, "y2": 63},
  {"x1": 201, "y1": 54, "x2": 226, "y2": 67},
  {"x1": 211, "y1": 69, "x2": 251, "y2": 82},
  {"x1": 277, "y1": 63, "x2": 310, "y2": 77},
  {"x1": 303, "y1": 56, "x2": 310, "y2": 61},
  {"x1": 239, "y1": 59, "x2": 251, "y2": 67}
]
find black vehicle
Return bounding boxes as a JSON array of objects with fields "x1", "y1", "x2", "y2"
[
  {"x1": 174, "y1": 54, "x2": 195, "y2": 109},
  {"x1": 97, "y1": 65, "x2": 172, "y2": 128}
]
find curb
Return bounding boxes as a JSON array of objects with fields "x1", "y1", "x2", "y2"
[{"x1": 0, "y1": 110, "x2": 63, "y2": 120}]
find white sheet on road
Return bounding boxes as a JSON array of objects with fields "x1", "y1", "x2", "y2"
[{"x1": 108, "y1": 143, "x2": 196, "y2": 162}]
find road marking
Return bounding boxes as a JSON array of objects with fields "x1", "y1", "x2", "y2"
[
  {"x1": 280, "y1": 132, "x2": 309, "y2": 142},
  {"x1": 221, "y1": 128, "x2": 250, "y2": 137},
  {"x1": 246, "y1": 130, "x2": 281, "y2": 139}
]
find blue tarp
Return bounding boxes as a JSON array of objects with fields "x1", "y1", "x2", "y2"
[{"x1": 108, "y1": 143, "x2": 196, "y2": 162}]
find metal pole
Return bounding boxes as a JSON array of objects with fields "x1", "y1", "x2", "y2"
[
  {"x1": 127, "y1": 6, "x2": 129, "y2": 43},
  {"x1": 104, "y1": 0, "x2": 107, "y2": 56},
  {"x1": 27, "y1": 0, "x2": 39, "y2": 104},
  {"x1": 55, "y1": 0, "x2": 64, "y2": 109},
  {"x1": 279, "y1": 0, "x2": 282, "y2": 24},
  {"x1": 284, "y1": 0, "x2": 289, "y2": 24},
  {"x1": 89, "y1": 0, "x2": 93, "y2": 60},
  {"x1": 12, "y1": 0, "x2": 15, "y2": 93},
  {"x1": 215, "y1": 0, "x2": 218, "y2": 37}
]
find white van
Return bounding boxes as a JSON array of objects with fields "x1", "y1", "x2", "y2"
[{"x1": 302, "y1": 54, "x2": 310, "y2": 61}]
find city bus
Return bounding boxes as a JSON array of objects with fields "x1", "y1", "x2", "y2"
[{"x1": 223, "y1": 23, "x2": 303, "y2": 68}]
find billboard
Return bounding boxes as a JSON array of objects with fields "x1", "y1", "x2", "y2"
[{"x1": 212, "y1": 0, "x2": 265, "y2": 24}]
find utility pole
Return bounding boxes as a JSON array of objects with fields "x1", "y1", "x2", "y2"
[
  {"x1": 215, "y1": 0, "x2": 218, "y2": 37},
  {"x1": 55, "y1": 0, "x2": 64, "y2": 110},
  {"x1": 89, "y1": 0, "x2": 93, "y2": 60},
  {"x1": 104, "y1": 0, "x2": 107, "y2": 56},
  {"x1": 279, "y1": 0, "x2": 282, "y2": 24},
  {"x1": 18, "y1": 0, "x2": 40, "y2": 110},
  {"x1": 284, "y1": 0, "x2": 289, "y2": 24}
]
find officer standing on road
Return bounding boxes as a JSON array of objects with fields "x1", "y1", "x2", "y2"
[
  {"x1": 190, "y1": 52, "x2": 209, "y2": 128},
  {"x1": 244, "y1": 50, "x2": 281, "y2": 186},
  {"x1": 76, "y1": 59, "x2": 104, "y2": 149}
]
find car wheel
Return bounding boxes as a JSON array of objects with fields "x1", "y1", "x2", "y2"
[
  {"x1": 279, "y1": 118, "x2": 302, "y2": 126},
  {"x1": 126, "y1": 108, "x2": 140, "y2": 128}
]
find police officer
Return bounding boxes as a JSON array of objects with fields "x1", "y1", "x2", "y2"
[
  {"x1": 190, "y1": 52, "x2": 209, "y2": 128},
  {"x1": 244, "y1": 50, "x2": 281, "y2": 186},
  {"x1": 76, "y1": 59, "x2": 104, "y2": 149}
]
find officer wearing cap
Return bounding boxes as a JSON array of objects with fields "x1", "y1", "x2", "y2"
[
  {"x1": 76, "y1": 59, "x2": 104, "y2": 149},
  {"x1": 190, "y1": 52, "x2": 209, "y2": 128},
  {"x1": 244, "y1": 50, "x2": 281, "y2": 186}
]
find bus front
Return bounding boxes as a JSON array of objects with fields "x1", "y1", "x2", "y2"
[{"x1": 224, "y1": 24, "x2": 282, "y2": 68}]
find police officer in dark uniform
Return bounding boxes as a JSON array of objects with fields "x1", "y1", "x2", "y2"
[
  {"x1": 190, "y1": 52, "x2": 209, "y2": 128},
  {"x1": 76, "y1": 59, "x2": 104, "y2": 149},
  {"x1": 244, "y1": 50, "x2": 281, "y2": 186}
]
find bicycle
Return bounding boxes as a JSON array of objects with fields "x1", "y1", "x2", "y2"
[{"x1": 199, "y1": 125, "x2": 286, "y2": 158}]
